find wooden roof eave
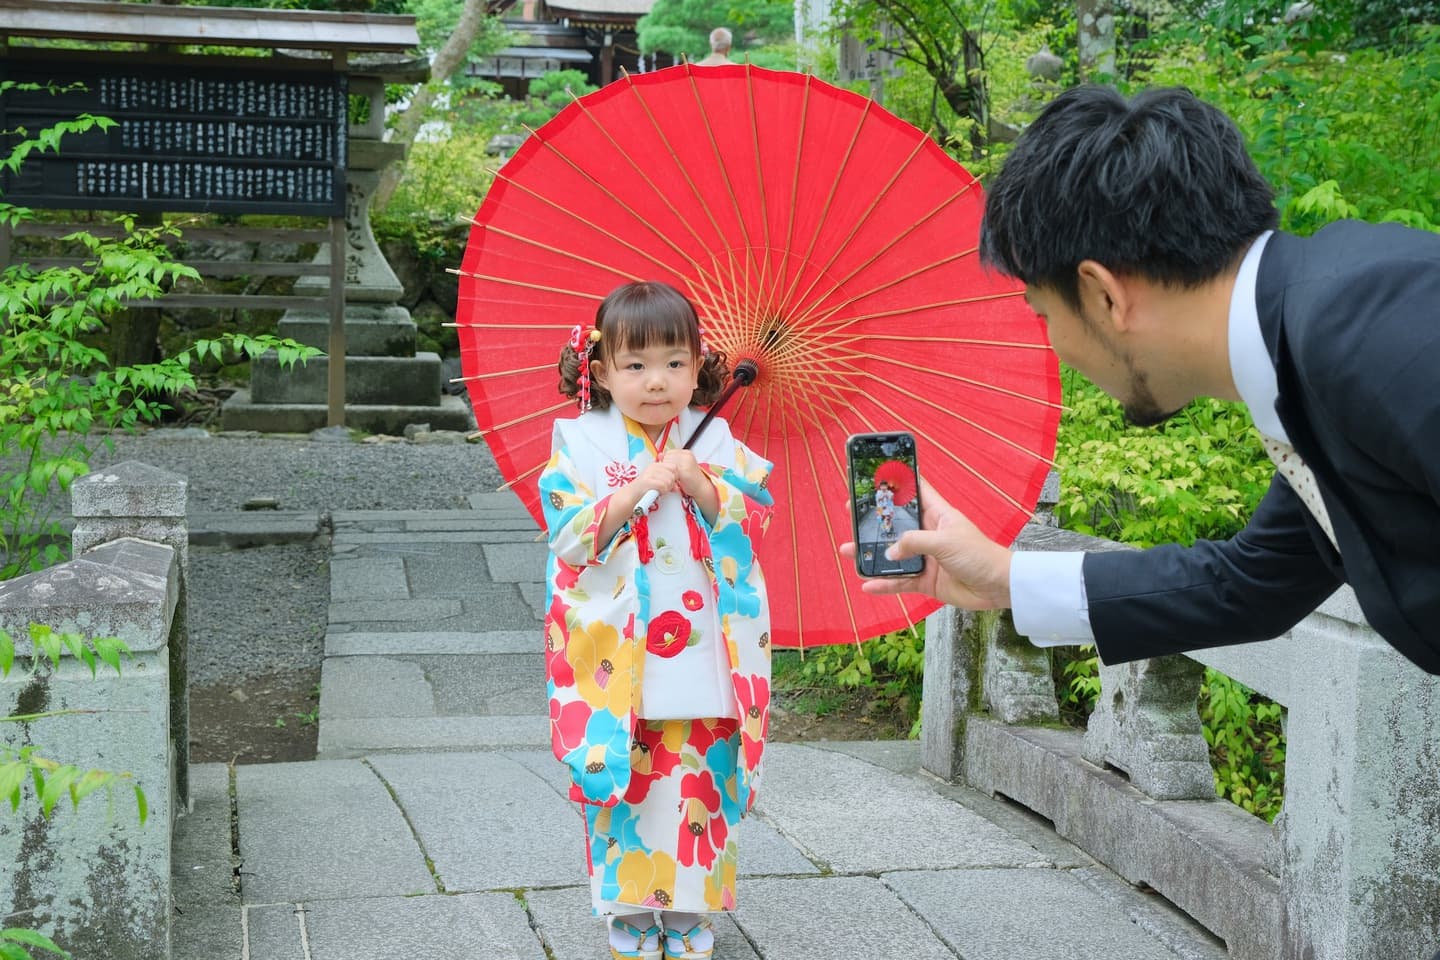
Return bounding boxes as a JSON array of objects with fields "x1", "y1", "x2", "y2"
[{"x1": 0, "y1": 0, "x2": 420, "y2": 54}]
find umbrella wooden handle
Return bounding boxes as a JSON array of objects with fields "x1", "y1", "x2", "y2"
[{"x1": 632, "y1": 359, "x2": 758, "y2": 517}]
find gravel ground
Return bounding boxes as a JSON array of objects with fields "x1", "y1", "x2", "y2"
[
  {"x1": 93, "y1": 427, "x2": 508, "y2": 686},
  {"x1": 73, "y1": 427, "x2": 506, "y2": 513},
  {"x1": 188, "y1": 540, "x2": 332, "y2": 687}
]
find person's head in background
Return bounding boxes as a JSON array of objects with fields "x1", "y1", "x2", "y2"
[{"x1": 709, "y1": 27, "x2": 732, "y2": 57}]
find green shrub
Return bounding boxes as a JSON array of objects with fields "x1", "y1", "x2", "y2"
[
  {"x1": 382, "y1": 130, "x2": 503, "y2": 224},
  {"x1": 1054, "y1": 370, "x2": 1273, "y2": 548},
  {"x1": 518, "y1": 70, "x2": 598, "y2": 129},
  {"x1": 775, "y1": 625, "x2": 926, "y2": 738}
]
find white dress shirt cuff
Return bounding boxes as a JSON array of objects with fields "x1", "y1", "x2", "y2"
[{"x1": 1009, "y1": 551, "x2": 1094, "y2": 646}]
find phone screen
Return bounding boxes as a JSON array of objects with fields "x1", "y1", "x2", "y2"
[{"x1": 847, "y1": 432, "x2": 924, "y2": 578}]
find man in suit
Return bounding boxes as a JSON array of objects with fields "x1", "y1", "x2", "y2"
[
  {"x1": 845, "y1": 84, "x2": 1440, "y2": 675},
  {"x1": 839, "y1": 80, "x2": 1440, "y2": 960}
]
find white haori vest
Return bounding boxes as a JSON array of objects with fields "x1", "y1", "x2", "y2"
[{"x1": 554, "y1": 405, "x2": 738, "y2": 719}]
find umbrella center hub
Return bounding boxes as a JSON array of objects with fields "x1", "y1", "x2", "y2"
[{"x1": 758, "y1": 315, "x2": 791, "y2": 353}]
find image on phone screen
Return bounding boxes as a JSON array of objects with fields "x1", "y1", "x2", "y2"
[{"x1": 848, "y1": 432, "x2": 924, "y2": 578}]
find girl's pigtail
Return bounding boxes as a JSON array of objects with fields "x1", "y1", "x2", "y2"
[{"x1": 568, "y1": 325, "x2": 602, "y2": 411}]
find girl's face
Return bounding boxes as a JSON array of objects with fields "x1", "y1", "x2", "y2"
[{"x1": 592, "y1": 339, "x2": 699, "y2": 441}]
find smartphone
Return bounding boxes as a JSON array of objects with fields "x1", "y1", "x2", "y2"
[{"x1": 846, "y1": 431, "x2": 924, "y2": 578}]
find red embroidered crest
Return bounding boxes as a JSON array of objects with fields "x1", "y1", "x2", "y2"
[{"x1": 605, "y1": 461, "x2": 637, "y2": 487}]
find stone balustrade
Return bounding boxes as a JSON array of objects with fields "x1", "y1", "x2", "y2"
[
  {"x1": 0, "y1": 461, "x2": 189, "y2": 960},
  {"x1": 922, "y1": 489, "x2": 1440, "y2": 960}
]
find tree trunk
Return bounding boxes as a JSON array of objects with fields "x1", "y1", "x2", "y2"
[
  {"x1": 106, "y1": 309, "x2": 162, "y2": 368},
  {"x1": 1077, "y1": 0, "x2": 1117, "y2": 83},
  {"x1": 373, "y1": 0, "x2": 491, "y2": 212},
  {"x1": 935, "y1": 31, "x2": 988, "y2": 161}
]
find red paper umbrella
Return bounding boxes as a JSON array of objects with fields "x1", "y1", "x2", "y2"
[
  {"x1": 455, "y1": 64, "x2": 1059, "y2": 648},
  {"x1": 872, "y1": 460, "x2": 918, "y2": 507}
]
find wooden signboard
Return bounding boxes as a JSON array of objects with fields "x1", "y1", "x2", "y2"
[{"x1": 0, "y1": 59, "x2": 347, "y2": 216}]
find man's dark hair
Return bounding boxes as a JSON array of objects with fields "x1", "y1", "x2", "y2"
[{"x1": 979, "y1": 85, "x2": 1278, "y2": 311}]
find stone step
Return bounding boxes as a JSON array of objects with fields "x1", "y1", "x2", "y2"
[
  {"x1": 277, "y1": 303, "x2": 416, "y2": 357},
  {"x1": 249, "y1": 350, "x2": 444, "y2": 406},
  {"x1": 220, "y1": 388, "x2": 473, "y2": 434}
]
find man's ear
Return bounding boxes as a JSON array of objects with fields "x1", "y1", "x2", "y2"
[{"x1": 1076, "y1": 260, "x2": 1133, "y2": 332}]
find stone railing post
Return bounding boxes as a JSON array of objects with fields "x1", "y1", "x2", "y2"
[
  {"x1": 1194, "y1": 590, "x2": 1440, "y2": 960},
  {"x1": 0, "y1": 537, "x2": 180, "y2": 960},
  {"x1": 920, "y1": 604, "x2": 981, "y2": 781},
  {"x1": 1081, "y1": 655, "x2": 1215, "y2": 799},
  {"x1": 70, "y1": 461, "x2": 189, "y2": 807},
  {"x1": 920, "y1": 471, "x2": 1064, "y2": 780}
]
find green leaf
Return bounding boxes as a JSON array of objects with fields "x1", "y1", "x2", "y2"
[
  {"x1": 134, "y1": 784, "x2": 149, "y2": 825},
  {"x1": 40, "y1": 765, "x2": 79, "y2": 816},
  {"x1": 71, "y1": 769, "x2": 111, "y2": 804},
  {"x1": 95, "y1": 636, "x2": 128, "y2": 676},
  {"x1": 1, "y1": 926, "x2": 69, "y2": 958},
  {"x1": 0, "y1": 762, "x2": 28, "y2": 811}
]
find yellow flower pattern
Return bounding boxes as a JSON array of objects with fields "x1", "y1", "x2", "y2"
[{"x1": 568, "y1": 618, "x2": 631, "y2": 717}]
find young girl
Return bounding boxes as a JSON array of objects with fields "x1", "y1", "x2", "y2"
[
  {"x1": 874, "y1": 480, "x2": 895, "y2": 537},
  {"x1": 539, "y1": 280, "x2": 774, "y2": 960}
]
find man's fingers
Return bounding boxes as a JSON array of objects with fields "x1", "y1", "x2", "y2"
[
  {"x1": 859, "y1": 575, "x2": 919, "y2": 596},
  {"x1": 885, "y1": 529, "x2": 942, "y2": 562}
]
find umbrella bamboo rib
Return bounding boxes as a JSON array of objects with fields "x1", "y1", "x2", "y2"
[
  {"x1": 775, "y1": 93, "x2": 872, "y2": 315},
  {"x1": 473, "y1": 181, "x2": 696, "y2": 280},
  {"x1": 793, "y1": 243, "x2": 981, "y2": 335},
  {"x1": 688, "y1": 263, "x2": 752, "y2": 346},
  {"x1": 865, "y1": 354, "x2": 1064, "y2": 410},
  {"x1": 622, "y1": 72, "x2": 744, "y2": 267},
  {"x1": 843, "y1": 332, "x2": 1045, "y2": 349},
  {"x1": 478, "y1": 225, "x2": 645, "y2": 283},
  {"x1": 684, "y1": 66, "x2": 765, "y2": 296},
  {"x1": 835, "y1": 359, "x2": 1060, "y2": 469},
  {"x1": 527, "y1": 109, "x2": 708, "y2": 277},
  {"x1": 740, "y1": 348, "x2": 800, "y2": 640},
  {"x1": 779, "y1": 75, "x2": 812, "y2": 310},
  {"x1": 781, "y1": 131, "x2": 932, "y2": 321},
  {"x1": 790, "y1": 394, "x2": 866, "y2": 646},
  {"x1": 444, "y1": 322, "x2": 572, "y2": 330},
  {"x1": 448, "y1": 271, "x2": 606, "y2": 303},
  {"x1": 828, "y1": 290, "x2": 1029, "y2": 327},
  {"x1": 474, "y1": 399, "x2": 575, "y2": 435},
  {"x1": 497, "y1": 457, "x2": 547, "y2": 492},
  {"x1": 744, "y1": 68, "x2": 779, "y2": 324},
  {"x1": 450, "y1": 363, "x2": 552, "y2": 383},
  {"x1": 767, "y1": 369, "x2": 856, "y2": 646},
  {"x1": 801, "y1": 382, "x2": 924, "y2": 644},
  {"x1": 786, "y1": 169, "x2": 974, "y2": 329}
]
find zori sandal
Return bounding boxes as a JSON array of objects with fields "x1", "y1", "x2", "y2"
[
  {"x1": 608, "y1": 916, "x2": 663, "y2": 960},
  {"x1": 661, "y1": 916, "x2": 715, "y2": 960}
]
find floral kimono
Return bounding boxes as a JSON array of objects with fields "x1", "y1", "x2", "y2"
[{"x1": 540, "y1": 404, "x2": 774, "y2": 914}]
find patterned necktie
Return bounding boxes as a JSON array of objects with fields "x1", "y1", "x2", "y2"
[{"x1": 1259, "y1": 434, "x2": 1339, "y2": 551}]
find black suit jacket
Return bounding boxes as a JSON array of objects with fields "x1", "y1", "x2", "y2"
[{"x1": 1085, "y1": 221, "x2": 1440, "y2": 675}]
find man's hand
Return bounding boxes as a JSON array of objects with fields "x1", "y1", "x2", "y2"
[{"x1": 840, "y1": 477, "x2": 1013, "y2": 610}]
